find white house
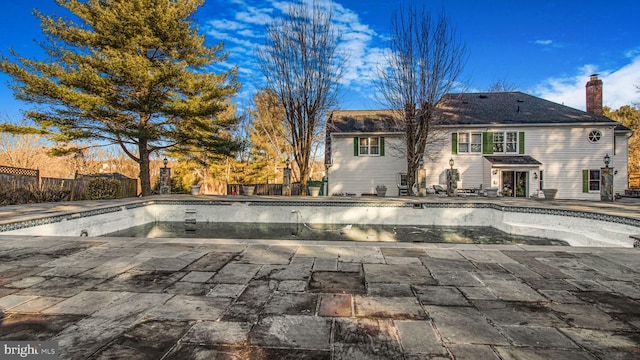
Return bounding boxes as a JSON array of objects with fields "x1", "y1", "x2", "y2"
[{"x1": 325, "y1": 75, "x2": 632, "y2": 200}]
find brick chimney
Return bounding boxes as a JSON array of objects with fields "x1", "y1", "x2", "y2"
[{"x1": 586, "y1": 74, "x2": 603, "y2": 115}]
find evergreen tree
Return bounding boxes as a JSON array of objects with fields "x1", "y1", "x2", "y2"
[{"x1": 0, "y1": 0, "x2": 239, "y2": 196}]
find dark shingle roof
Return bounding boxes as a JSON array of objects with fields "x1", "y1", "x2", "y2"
[
  {"x1": 615, "y1": 123, "x2": 633, "y2": 133},
  {"x1": 327, "y1": 92, "x2": 622, "y2": 134},
  {"x1": 484, "y1": 155, "x2": 542, "y2": 166},
  {"x1": 438, "y1": 92, "x2": 618, "y2": 125},
  {"x1": 327, "y1": 110, "x2": 404, "y2": 133}
]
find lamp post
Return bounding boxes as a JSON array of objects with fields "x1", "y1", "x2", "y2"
[
  {"x1": 283, "y1": 156, "x2": 292, "y2": 196},
  {"x1": 601, "y1": 153, "x2": 614, "y2": 201},
  {"x1": 160, "y1": 157, "x2": 170, "y2": 194}
]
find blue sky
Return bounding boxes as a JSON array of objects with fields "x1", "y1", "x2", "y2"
[{"x1": 1, "y1": 0, "x2": 639, "y2": 122}]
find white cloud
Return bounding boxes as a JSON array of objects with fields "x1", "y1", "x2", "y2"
[
  {"x1": 533, "y1": 56, "x2": 640, "y2": 110},
  {"x1": 535, "y1": 39, "x2": 553, "y2": 46},
  {"x1": 269, "y1": 0, "x2": 294, "y2": 13},
  {"x1": 206, "y1": 28, "x2": 256, "y2": 48},
  {"x1": 238, "y1": 29, "x2": 261, "y2": 38},
  {"x1": 200, "y1": 0, "x2": 391, "y2": 109},
  {"x1": 235, "y1": 6, "x2": 274, "y2": 25},
  {"x1": 624, "y1": 47, "x2": 640, "y2": 58},
  {"x1": 209, "y1": 19, "x2": 247, "y2": 31}
]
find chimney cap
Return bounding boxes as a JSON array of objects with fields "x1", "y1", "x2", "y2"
[{"x1": 590, "y1": 73, "x2": 599, "y2": 79}]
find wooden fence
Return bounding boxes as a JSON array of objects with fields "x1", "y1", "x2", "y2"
[
  {"x1": 0, "y1": 165, "x2": 40, "y2": 187},
  {"x1": 0, "y1": 165, "x2": 138, "y2": 200},
  {"x1": 44, "y1": 176, "x2": 138, "y2": 199}
]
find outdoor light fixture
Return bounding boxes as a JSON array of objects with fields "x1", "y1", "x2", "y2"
[
  {"x1": 533, "y1": 172, "x2": 538, "y2": 180},
  {"x1": 603, "y1": 153, "x2": 610, "y2": 168},
  {"x1": 163, "y1": 158, "x2": 168, "y2": 168},
  {"x1": 285, "y1": 157, "x2": 291, "y2": 169},
  {"x1": 492, "y1": 169, "x2": 498, "y2": 175},
  {"x1": 449, "y1": 158, "x2": 454, "y2": 169}
]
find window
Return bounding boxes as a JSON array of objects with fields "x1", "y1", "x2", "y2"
[
  {"x1": 506, "y1": 132, "x2": 518, "y2": 152},
  {"x1": 539, "y1": 170, "x2": 544, "y2": 190},
  {"x1": 471, "y1": 133, "x2": 482, "y2": 152},
  {"x1": 458, "y1": 132, "x2": 482, "y2": 153},
  {"x1": 588, "y1": 130, "x2": 602, "y2": 143},
  {"x1": 458, "y1": 133, "x2": 469, "y2": 152},
  {"x1": 582, "y1": 169, "x2": 602, "y2": 193},
  {"x1": 589, "y1": 170, "x2": 600, "y2": 191},
  {"x1": 492, "y1": 131, "x2": 518, "y2": 153},
  {"x1": 493, "y1": 132, "x2": 504, "y2": 152},
  {"x1": 356, "y1": 137, "x2": 383, "y2": 156}
]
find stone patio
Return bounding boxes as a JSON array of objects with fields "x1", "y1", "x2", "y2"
[{"x1": 1, "y1": 234, "x2": 639, "y2": 359}]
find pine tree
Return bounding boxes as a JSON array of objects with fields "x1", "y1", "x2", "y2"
[{"x1": 0, "y1": 0, "x2": 239, "y2": 196}]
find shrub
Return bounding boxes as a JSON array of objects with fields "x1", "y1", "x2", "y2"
[
  {"x1": 0, "y1": 187, "x2": 35, "y2": 205},
  {"x1": 85, "y1": 178, "x2": 121, "y2": 200},
  {"x1": 30, "y1": 186, "x2": 71, "y2": 203}
]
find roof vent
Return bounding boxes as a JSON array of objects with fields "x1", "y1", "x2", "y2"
[
  {"x1": 479, "y1": 95, "x2": 488, "y2": 99},
  {"x1": 517, "y1": 99, "x2": 524, "y2": 103}
]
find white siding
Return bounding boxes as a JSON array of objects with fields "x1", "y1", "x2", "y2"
[
  {"x1": 614, "y1": 133, "x2": 630, "y2": 192},
  {"x1": 422, "y1": 142, "x2": 485, "y2": 190},
  {"x1": 328, "y1": 134, "x2": 406, "y2": 196},
  {"x1": 329, "y1": 124, "x2": 627, "y2": 200},
  {"x1": 526, "y1": 125, "x2": 616, "y2": 199}
]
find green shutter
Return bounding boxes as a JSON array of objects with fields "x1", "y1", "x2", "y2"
[
  {"x1": 582, "y1": 169, "x2": 589, "y2": 193},
  {"x1": 483, "y1": 132, "x2": 494, "y2": 154},
  {"x1": 519, "y1": 132, "x2": 525, "y2": 154},
  {"x1": 380, "y1": 137, "x2": 385, "y2": 156},
  {"x1": 451, "y1": 133, "x2": 458, "y2": 154},
  {"x1": 354, "y1": 137, "x2": 359, "y2": 156}
]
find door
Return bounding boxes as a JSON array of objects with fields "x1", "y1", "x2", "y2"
[
  {"x1": 515, "y1": 171, "x2": 528, "y2": 197},
  {"x1": 501, "y1": 171, "x2": 528, "y2": 197}
]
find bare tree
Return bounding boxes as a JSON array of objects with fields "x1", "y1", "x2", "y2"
[
  {"x1": 0, "y1": 131, "x2": 47, "y2": 170},
  {"x1": 487, "y1": 79, "x2": 518, "y2": 92},
  {"x1": 257, "y1": 0, "x2": 343, "y2": 194},
  {"x1": 378, "y1": 4, "x2": 466, "y2": 195}
]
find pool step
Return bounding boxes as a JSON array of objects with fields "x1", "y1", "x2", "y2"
[
  {"x1": 185, "y1": 209, "x2": 197, "y2": 231},
  {"x1": 501, "y1": 221, "x2": 628, "y2": 247}
]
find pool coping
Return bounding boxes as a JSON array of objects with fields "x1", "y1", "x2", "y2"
[{"x1": 2, "y1": 195, "x2": 640, "y2": 234}]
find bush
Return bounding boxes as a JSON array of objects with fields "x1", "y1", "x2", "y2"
[
  {"x1": 85, "y1": 178, "x2": 121, "y2": 200},
  {"x1": 0, "y1": 187, "x2": 34, "y2": 205},
  {"x1": 0, "y1": 183, "x2": 70, "y2": 205},
  {"x1": 30, "y1": 185, "x2": 71, "y2": 203}
]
